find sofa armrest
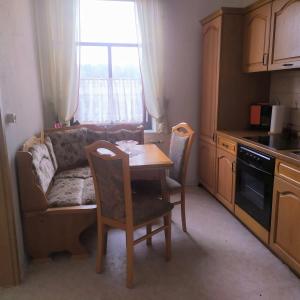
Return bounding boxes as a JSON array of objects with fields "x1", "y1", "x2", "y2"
[{"x1": 16, "y1": 151, "x2": 48, "y2": 212}]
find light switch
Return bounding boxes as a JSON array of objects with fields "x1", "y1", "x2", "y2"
[{"x1": 5, "y1": 113, "x2": 16, "y2": 124}]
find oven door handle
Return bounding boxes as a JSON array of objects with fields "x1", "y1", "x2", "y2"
[{"x1": 237, "y1": 158, "x2": 273, "y2": 177}]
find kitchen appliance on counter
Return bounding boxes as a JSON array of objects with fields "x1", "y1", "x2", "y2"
[
  {"x1": 243, "y1": 135, "x2": 300, "y2": 150},
  {"x1": 249, "y1": 103, "x2": 272, "y2": 130},
  {"x1": 235, "y1": 145, "x2": 275, "y2": 230}
]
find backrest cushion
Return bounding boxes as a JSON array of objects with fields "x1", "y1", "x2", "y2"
[
  {"x1": 106, "y1": 129, "x2": 143, "y2": 144},
  {"x1": 45, "y1": 136, "x2": 58, "y2": 171},
  {"x1": 86, "y1": 129, "x2": 107, "y2": 145},
  {"x1": 169, "y1": 133, "x2": 189, "y2": 183},
  {"x1": 29, "y1": 143, "x2": 55, "y2": 193},
  {"x1": 47, "y1": 128, "x2": 87, "y2": 171},
  {"x1": 90, "y1": 154, "x2": 126, "y2": 220}
]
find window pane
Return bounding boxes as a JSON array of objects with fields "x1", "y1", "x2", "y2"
[
  {"x1": 112, "y1": 47, "x2": 140, "y2": 79},
  {"x1": 80, "y1": 46, "x2": 108, "y2": 79},
  {"x1": 80, "y1": 0, "x2": 138, "y2": 43}
]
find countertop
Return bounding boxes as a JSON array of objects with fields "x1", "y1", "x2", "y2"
[{"x1": 217, "y1": 130, "x2": 300, "y2": 168}]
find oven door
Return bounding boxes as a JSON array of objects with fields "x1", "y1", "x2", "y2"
[{"x1": 235, "y1": 158, "x2": 274, "y2": 230}]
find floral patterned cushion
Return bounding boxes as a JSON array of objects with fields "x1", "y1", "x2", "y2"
[
  {"x1": 86, "y1": 129, "x2": 107, "y2": 146},
  {"x1": 47, "y1": 178, "x2": 84, "y2": 207},
  {"x1": 55, "y1": 166, "x2": 91, "y2": 180},
  {"x1": 45, "y1": 136, "x2": 58, "y2": 171},
  {"x1": 47, "y1": 128, "x2": 87, "y2": 171},
  {"x1": 29, "y1": 144, "x2": 55, "y2": 193},
  {"x1": 82, "y1": 177, "x2": 96, "y2": 205},
  {"x1": 106, "y1": 129, "x2": 143, "y2": 144}
]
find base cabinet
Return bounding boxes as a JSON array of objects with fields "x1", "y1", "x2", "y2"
[
  {"x1": 199, "y1": 140, "x2": 216, "y2": 195},
  {"x1": 216, "y1": 148, "x2": 236, "y2": 212},
  {"x1": 270, "y1": 177, "x2": 300, "y2": 274}
]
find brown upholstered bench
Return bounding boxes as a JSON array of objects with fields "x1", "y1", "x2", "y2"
[{"x1": 17, "y1": 124, "x2": 144, "y2": 260}]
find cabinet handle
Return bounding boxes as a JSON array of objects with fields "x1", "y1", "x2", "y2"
[
  {"x1": 262, "y1": 53, "x2": 268, "y2": 66},
  {"x1": 283, "y1": 63, "x2": 294, "y2": 67},
  {"x1": 222, "y1": 143, "x2": 229, "y2": 148}
]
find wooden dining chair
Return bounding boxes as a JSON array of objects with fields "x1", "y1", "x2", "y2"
[
  {"x1": 167, "y1": 122, "x2": 195, "y2": 232},
  {"x1": 85, "y1": 141, "x2": 174, "y2": 288}
]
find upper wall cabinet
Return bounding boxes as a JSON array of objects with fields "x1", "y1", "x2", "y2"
[
  {"x1": 269, "y1": 0, "x2": 300, "y2": 70},
  {"x1": 243, "y1": 2, "x2": 272, "y2": 72}
]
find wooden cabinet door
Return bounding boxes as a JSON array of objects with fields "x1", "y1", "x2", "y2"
[
  {"x1": 199, "y1": 139, "x2": 216, "y2": 195},
  {"x1": 199, "y1": 17, "x2": 221, "y2": 144},
  {"x1": 269, "y1": 0, "x2": 300, "y2": 70},
  {"x1": 216, "y1": 148, "x2": 236, "y2": 212},
  {"x1": 270, "y1": 177, "x2": 300, "y2": 274},
  {"x1": 243, "y1": 2, "x2": 272, "y2": 72}
]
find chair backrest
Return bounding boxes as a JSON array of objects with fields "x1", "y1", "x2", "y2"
[
  {"x1": 169, "y1": 123, "x2": 195, "y2": 185},
  {"x1": 85, "y1": 141, "x2": 133, "y2": 224}
]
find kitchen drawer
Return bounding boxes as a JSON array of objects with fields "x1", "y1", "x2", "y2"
[
  {"x1": 276, "y1": 160, "x2": 300, "y2": 187},
  {"x1": 217, "y1": 136, "x2": 237, "y2": 155}
]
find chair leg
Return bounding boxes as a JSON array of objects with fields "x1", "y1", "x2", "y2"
[
  {"x1": 146, "y1": 224, "x2": 152, "y2": 246},
  {"x1": 96, "y1": 222, "x2": 106, "y2": 273},
  {"x1": 181, "y1": 189, "x2": 187, "y2": 232},
  {"x1": 126, "y1": 229, "x2": 134, "y2": 288},
  {"x1": 164, "y1": 214, "x2": 172, "y2": 261}
]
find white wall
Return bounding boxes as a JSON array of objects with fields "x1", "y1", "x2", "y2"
[
  {"x1": 0, "y1": 0, "x2": 44, "y2": 277},
  {"x1": 160, "y1": 0, "x2": 252, "y2": 185}
]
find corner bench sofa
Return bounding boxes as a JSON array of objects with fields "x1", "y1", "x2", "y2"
[{"x1": 17, "y1": 124, "x2": 144, "y2": 260}]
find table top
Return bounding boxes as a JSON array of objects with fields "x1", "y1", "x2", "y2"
[{"x1": 129, "y1": 144, "x2": 173, "y2": 170}]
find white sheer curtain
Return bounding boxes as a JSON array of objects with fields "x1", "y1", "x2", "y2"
[
  {"x1": 77, "y1": 78, "x2": 143, "y2": 123},
  {"x1": 134, "y1": 0, "x2": 168, "y2": 132},
  {"x1": 34, "y1": 0, "x2": 80, "y2": 124}
]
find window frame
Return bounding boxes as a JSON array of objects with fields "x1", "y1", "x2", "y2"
[{"x1": 77, "y1": 0, "x2": 152, "y2": 129}]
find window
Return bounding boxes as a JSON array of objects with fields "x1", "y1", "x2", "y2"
[{"x1": 77, "y1": 0, "x2": 150, "y2": 128}]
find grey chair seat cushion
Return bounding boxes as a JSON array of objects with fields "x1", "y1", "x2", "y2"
[
  {"x1": 55, "y1": 166, "x2": 92, "y2": 180},
  {"x1": 132, "y1": 177, "x2": 182, "y2": 195},
  {"x1": 166, "y1": 176, "x2": 182, "y2": 192},
  {"x1": 132, "y1": 194, "x2": 174, "y2": 225}
]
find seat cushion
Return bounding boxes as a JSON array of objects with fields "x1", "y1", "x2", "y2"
[
  {"x1": 47, "y1": 178, "x2": 85, "y2": 207},
  {"x1": 55, "y1": 167, "x2": 92, "y2": 180},
  {"x1": 82, "y1": 177, "x2": 96, "y2": 205},
  {"x1": 47, "y1": 128, "x2": 87, "y2": 171},
  {"x1": 132, "y1": 194, "x2": 174, "y2": 225},
  {"x1": 29, "y1": 143, "x2": 55, "y2": 193},
  {"x1": 166, "y1": 176, "x2": 182, "y2": 192}
]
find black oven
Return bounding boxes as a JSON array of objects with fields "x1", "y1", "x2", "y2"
[{"x1": 235, "y1": 145, "x2": 275, "y2": 230}]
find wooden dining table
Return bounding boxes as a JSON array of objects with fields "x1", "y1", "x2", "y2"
[{"x1": 128, "y1": 144, "x2": 173, "y2": 201}]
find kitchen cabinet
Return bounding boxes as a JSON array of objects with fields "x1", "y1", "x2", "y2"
[
  {"x1": 199, "y1": 16, "x2": 221, "y2": 144},
  {"x1": 243, "y1": 1, "x2": 272, "y2": 72},
  {"x1": 199, "y1": 139, "x2": 216, "y2": 195},
  {"x1": 199, "y1": 8, "x2": 269, "y2": 193},
  {"x1": 216, "y1": 147, "x2": 236, "y2": 212},
  {"x1": 269, "y1": 0, "x2": 300, "y2": 70},
  {"x1": 271, "y1": 176, "x2": 300, "y2": 274}
]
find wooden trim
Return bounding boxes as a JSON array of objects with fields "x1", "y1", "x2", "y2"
[
  {"x1": 244, "y1": 0, "x2": 273, "y2": 14},
  {"x1": 0, "y1": 104, "x2": 21, "y2": 286},
  {"x1": 201, "y1": 7, "x2": 244, "y2": 25},
  {"x1": 235, "y1": 205, "x2": 269, "y2": 245}
]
